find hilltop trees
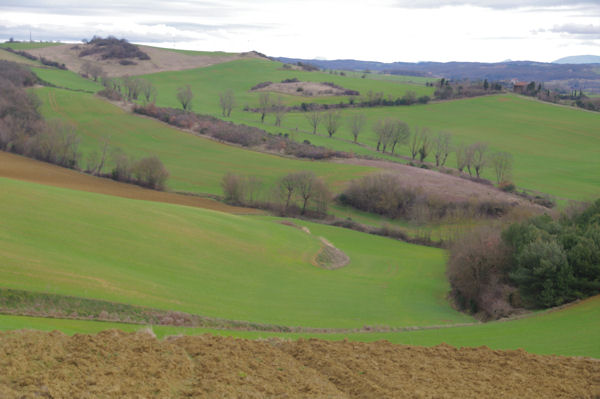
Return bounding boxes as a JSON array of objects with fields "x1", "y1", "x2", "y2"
[{"x1": 177, "y1": 85, "x2": 194, "y2": 111}]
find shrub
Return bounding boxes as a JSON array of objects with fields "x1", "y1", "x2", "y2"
[{"x1": 132, "y1": 156, "x2": 169, "y2": 190}]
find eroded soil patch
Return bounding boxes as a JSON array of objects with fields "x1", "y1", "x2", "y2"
[{"x1": 0, "y1": 330, "x2": 598, "y2": 398}]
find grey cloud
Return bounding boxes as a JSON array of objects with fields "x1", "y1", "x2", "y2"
[
  {"x1": 550, "y1": 23, "x2": 600, "y2": 34},
  {"x1": 393, "y1": 0, "x2": 600, "y2": 9}
]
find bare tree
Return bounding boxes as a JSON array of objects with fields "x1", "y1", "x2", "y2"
[
  {"x1": 390, "y1": 120, "x2": 410, "y2": 155},
  {"x1": 177, "y1": 85, "x2": 194, "y2": 111},
  {"x1": 455, "y1": 142, "x2": 468, "y2": 173},
  {"x1": 279, "y1": 172, "x2": 298, "y2": 210},
  {"x1": 140, "y1": 79, "x2": 157, "y2": 104},
  {"x1": 273, "y1": 96, "x2": 286, "y2": 127},
  {"x1": 349, "y1": 113, "x2": 366, "y2": 143},
  {"x1": 81, "y1": 61, "x2": 104, "y2": 81},
  {"x1": 408, "y1": 128, "x2": 420, "y2": 160},
  {"x1": 323, "y1": 109, "x2": 341, "y2": 138},
  {"x1": 471, "y1": 142, "x2": 488, "y2": 178},
  {"x1": 122, "y1": 76, "x2": 142, "y2": 102},
  {"x1": 304, "y1": 109, "x2": 321, "y2": 134},
  {"x1": 433, "y1": 131, "x2": 452, "y2": 167},
  {"x1": 86, "y1": 137, "x2": 109, "y2": 175},
  {"x1": 132, "y1": 156, "x2": 169, "y2": 190},
  {"x1": 491, "y1": 151, "x2": 513, "y2": 184},
  {"x1": 222, "y1": 172, "x2": 245, "y2": 204},
  {"x1": 219, "y1": 89, "x2": 235, "y2": 117},
  {"x1": 373, "y1": 118, "x2": 390, "y2": 152},
  {"x1": 418, "y1": 127, "x2": 432, "y2": 162},
  {"x1": 259, "y1": 92, "x2": 270, "y2": 123},
  {"x1": 465, "y1": 144, "x2": 476, "y2": 176}
]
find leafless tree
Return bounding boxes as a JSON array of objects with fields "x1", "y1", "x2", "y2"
[
  {"x1": 304, "y1": 110, "x2": 322, "y2": 134},
  {"x1": 349, "y1": 113, "x2": 366, "y2": 143},
  {"x1": 471, "y1": 142, "x2": 488, "y2": 178},
  {"x1": 86, "y1": 137, "x2": 109, "y2": 175},
  {"x1": 455, "y1": 142, "x2": 468, "y2": 172},
  {"x1": 491, "y1": 151, "x2": 513, "y2": 184},
  {"x1": 132, "y1": 156, "x2": 169, "y2": 190},
  {"x1": 122, "y1": 76, "x2": 142, "y2": 102},
  {"x1": 408, "y1": 128, "x2": 420, "y2": 160},
  {"x1": 273, "y1": 96, "x2": 286, "y2": 127},
  {"x1": 279, "y1": 172, "x2": 298, "y2": 210},
  {"x1": 390, "y1": 120, "x2": 410, "y2": 155},
  {"x1": 219, "y1": 89, "x2": 235, "y2": 117},
  {"x1": 81, "y1": 61, "x2": 104, "y2": 81},
  {"x1": 259, "y1": 92, "x2": 270, "y2": 123},
  {"x1": 465, "y1": 144, "x2": 476, "y2": 176},
  {"x1": 140, "y1": 79, "x2": 157, "y2": 104},
  {"x1": 177, "y1": 85, "x2": 194, "y2": 111},
  {"x1": 418, "y1": 127, "x2": 432, "y2": 162},
  {"x1": 323, "y1": 109, "x2": 341, "y2": 137},
  {"x1": 433, "y1": 131, "x2": 452, "y2": 167}
]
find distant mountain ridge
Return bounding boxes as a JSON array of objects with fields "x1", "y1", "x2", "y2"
[
  {"x1": 275, "y1": 57, "x2": 600, "y2": 83},
  {"x1": 553, "y1": 55, "x2": 600, "y2": 64}
]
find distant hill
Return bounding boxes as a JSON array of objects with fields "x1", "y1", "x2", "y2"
[
  {"x1": 275, "y1": 57, "x2": 600, "y2": 83},
  {"x1": 553, "y1": 55, "x2": 600, "y2": 64}
]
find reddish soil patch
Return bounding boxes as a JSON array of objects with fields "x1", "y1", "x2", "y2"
[
  {"x1": 0, "y1": 330, "x2": 598, "y2": 398},
  {"x1": 337, "y1": 158, "x2": 543, "y2": 211},
  {"x1": 0, "y1": 151, "x2": 257, "y2": 214},
  {"x1": 25, "y1": 44, "x2": 259, "y2": 77}
]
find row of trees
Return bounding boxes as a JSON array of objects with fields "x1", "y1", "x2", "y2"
[
  {"x1": 448, "y1": 200, "x2": 600, "y2": 319},
  {"x1": 222, "y1": 171, "x2": 330, "y2": 217}
]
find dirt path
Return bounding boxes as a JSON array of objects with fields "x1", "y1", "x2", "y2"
[
  {"x1": 0, "y1": 151, "x2": 258, "y2": 214},
  {"x1": 0, "y1": 330, "x2": 597, "y2": 398}
]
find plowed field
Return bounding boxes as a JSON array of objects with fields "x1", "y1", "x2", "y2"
[{"x1": 1, "y1": 330, "x2": 598, "y2": 398}]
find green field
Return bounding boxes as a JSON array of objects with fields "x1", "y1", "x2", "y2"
[
  {"x1": 0, "y1": 48, "x2": 41, "y2": 66},
  {"x1": 35, "y1": 87, "x2": 373, "y2": 195},
  {"x1": 136, "y1": 59, "x2": 600, "y2": 200},
  {"x1": 139, "y1": 58, "x2": 434, "y2": 112},
  {"x1": 0, "y1": 177, "x2": 471, "y2": 328},
  {"x1": 32, "y1": 67, "x2": 103, "y2": 92},
  {"x1": 0, "y1": 41, "x2": 62, "y2": 50},
  {"x1": 1, "y1": 295, "x2": 598, "y2": 358}
]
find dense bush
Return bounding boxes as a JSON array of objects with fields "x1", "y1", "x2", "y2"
[
  {"x1": 80, "y1": 36, "x2": 150, "y2": 60},
  {"x1": 448, "y1": 200, "x2": 600, "y2": 318},
  {"x1": 338, "y1": 173, "x2": 511, "y2": 223}
]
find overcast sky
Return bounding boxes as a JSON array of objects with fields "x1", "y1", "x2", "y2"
[{"x1": 1, "y1": 0, "x2": 599, "y2": 62}]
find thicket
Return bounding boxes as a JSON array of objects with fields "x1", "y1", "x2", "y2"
[
  {"x1": 221, "y1": 171, "x2": 330, "y2": 218},
  {"x1": 448, "y1": 200, "x2": 600, "y2": 319},
  {"x1": 134, "y1": 103, "x2": 351, "y2": 160},
  {"x1": 80, "y1": 36, "x2": 150, "y2": 60},
  {"x1": 338, "y1": 173, "x2": 510, "y2": 224}
]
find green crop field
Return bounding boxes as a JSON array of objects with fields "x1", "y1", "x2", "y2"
[
  {"x1": 1, "y1": 295, "x2": 597, "y2": 358},
  {"x1": 138, "y1": 58, "x2": 434, "y2": 112},
  {"x1": 136, "y1": 59, "x2": 600, "y2": 200},
  {"x1": 35, "y1": 87, "x2": 373, "y2": 195},
  {"x1": 0, "y1": 41, "x2": 62, "y2": 50},
  {"x1": 32, "y1": 67, "x2": 103, "y2": 92},
  {"x1": 0, "y1": 177, "x2": 472, "y2": 328}
]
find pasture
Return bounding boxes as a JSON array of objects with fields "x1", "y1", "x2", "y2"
[{"x1": 0, "y1": 177, "x2": 471, "y2": 328}]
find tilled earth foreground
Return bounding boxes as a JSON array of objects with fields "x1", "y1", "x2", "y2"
[{"x1": 0, "y1": 330, "x2": 598, "y2": 398}]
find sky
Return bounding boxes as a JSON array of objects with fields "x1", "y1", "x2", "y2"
[{"x1": 1, "y1": 0, "x2": 599, "y2": 63}]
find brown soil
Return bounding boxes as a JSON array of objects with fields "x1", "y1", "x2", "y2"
[
  {"x1": 0, "y1": 330, "x2": 598, "y2": 398},
  {"x1": 0, "y1": 151, "x2": 258, "y2": 214},
  {"x1": 25, "y1": 44, "x2": 259, "y2": 77},
  {"x1": 337, "y1": 158, "x2": 544, "y2": 211},
  {"x1": 253, "y1": 81, "x2": 349, "y2": 97}
]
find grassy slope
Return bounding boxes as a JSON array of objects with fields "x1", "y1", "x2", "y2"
[
  {"x1": 0, "y1": 177, "x2": 471, "y2": 328},
  {"x1": 1, "y1": 296, "x2": 598, "y2": 358},
  {"x1": 140, "y1": 59, "x2": 600, "y2": 200},
  {"x1": 33, "y1": 67, "x2": 103, "y2": 92},
  {"x1": 139, "y1": 58, "x2": 434, "y2": 111},
  {"x1": 0, "y1": 49, "x2": 41, "y2": 66},
  {"x1": 35, "y1": 87, "x2": 372, "y2": 195},
  {"x1": 0, "y1": 42, "x2": 62, "y2": 50}
]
